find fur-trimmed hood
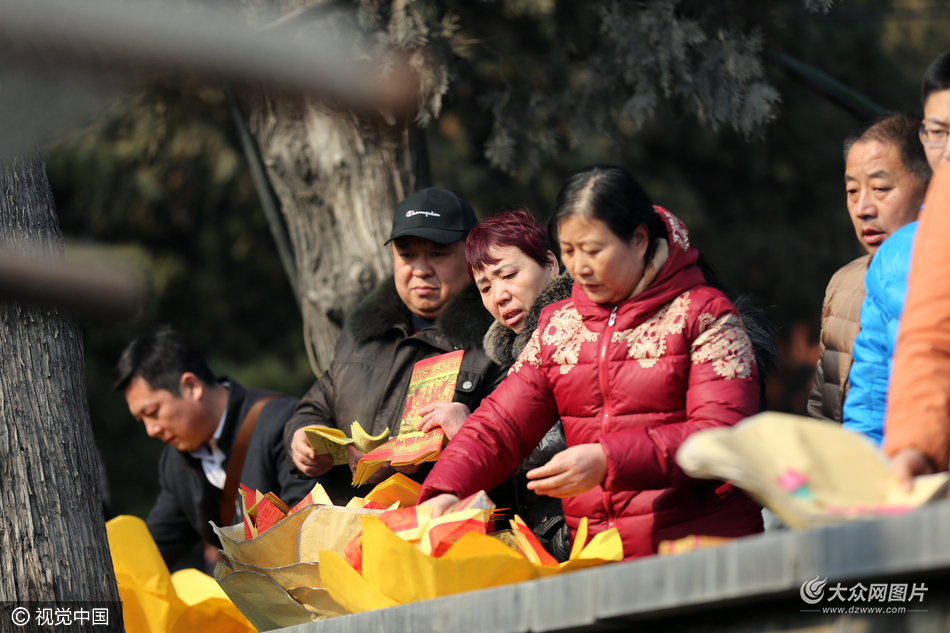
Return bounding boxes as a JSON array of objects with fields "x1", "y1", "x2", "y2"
[
  {"x1": 344, "y1": 278, "x2": 496, "y2": 351},
  {"x1": 483, "y1": 272, "x2": 574, "y2": 366}
]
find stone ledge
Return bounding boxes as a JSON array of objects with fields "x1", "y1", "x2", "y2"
[{"x1": 279, "y1": 500, "x2": 950, "y2": 633}]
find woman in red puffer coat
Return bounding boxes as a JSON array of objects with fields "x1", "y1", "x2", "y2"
[{"x1": 418, "y1": 165, "x2": 763, "y2": 560}]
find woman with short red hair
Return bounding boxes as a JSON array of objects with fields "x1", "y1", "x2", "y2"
[{"x1": 418, "y1": 206, "x2": 574, "y2": 559}]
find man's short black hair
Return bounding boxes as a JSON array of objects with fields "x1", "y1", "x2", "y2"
[
  {"x1": 843, "y1": 113, "x2": 933, "y2": 185},
  {"x1": 923, "y1": 49, "x2": 950, "y2": 107},
  {"x1": 112, "y1": 329, "x2": 217, "y2": 395}
]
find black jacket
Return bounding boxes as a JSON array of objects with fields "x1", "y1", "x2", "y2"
[
  {"x1": 146, "y1": 379, "x2": 315, "y2": 567},
  {"x1": 284, "y1": 279, "x2": 507, "y2": 503}
]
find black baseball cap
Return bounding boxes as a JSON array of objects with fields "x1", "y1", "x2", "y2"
[{"x1": 385, "y1": 187, "x2": 477, "y2": 245}]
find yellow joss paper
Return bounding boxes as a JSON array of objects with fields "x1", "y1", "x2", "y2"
[
  {"x1": 213, "y1": 505, "x2": 319, "y2": 568},
  {"x1": 418, "y1": 507, "x2": 490, "y2": 557},
  {"x1": 359, "y1": 515, "x2": 552, "y2": 604},
  {"x1": 364, "y1": 473, "x2": 422, "y2": 508},
  {"x1": 170, "y1": 569, "x2": 256, "y2": 633},
  {"x1": 222, "y1": 556, "x2": 323, "y2": 589},
  {"x1": 321, "y1": 513, "x2": 623, "y2": 610},
  {"x1": 289, "y1": 482, "x2": 333, "y2": 512},
  {"x1": 558, "y1": 522, "x2": 624, "y2": 572},
  {"x1": 297, "y1": 506, "x2": 380, "y2": 563},
  {"x1": 305, "y1": 423, "x2": 390, "y2": 466},
  {"x1": 303, "y1": 427, "x2": 349, "y2": 465},
  {"x1": 353, "y1": 430, "x2": 446, "y2": 485},
  {"x1": 214, "y1": 563, "x2": 316, "y2": 631},
  {"x1": 106, "y1": 515, "x2": 254, "y2": 633},
  {"x1": 319, "y1": 551, "x2": 400, "y2": 613},
  {"x1": 350, "y1": 422, "x2": 391, "y2": 453}
]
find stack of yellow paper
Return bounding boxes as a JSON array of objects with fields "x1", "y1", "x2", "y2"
[
  {"x1": 352, "y1": 350, "x2": 464, "y2": 484},
  {"x1": 363, "y1": 472, "x2": 421, "y2": 507},
  {"x1": 352, "y1": 429, "x2": 446, "y2": 485},
  {"x1": 322, "y1": 515, "x2": 623, "y2": 613},
  {"x1": 304, "y1": 422, "x2": 389, "y2": 466}
]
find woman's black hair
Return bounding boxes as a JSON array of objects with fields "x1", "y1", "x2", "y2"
[{"x1": 551, "y1": 165, "x2": 666, "y2": 261}]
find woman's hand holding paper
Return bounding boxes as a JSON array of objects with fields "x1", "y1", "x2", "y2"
[{"x1": 420, "y1": 493, "x2": 460, "y2": 518}]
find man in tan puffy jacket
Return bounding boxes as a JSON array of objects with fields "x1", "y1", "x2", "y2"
[{"x1": 807, "y1": 115, "x2": 930, "y2": 422}]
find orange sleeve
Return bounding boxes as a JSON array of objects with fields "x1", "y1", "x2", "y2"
[{"x1": 884, "y1": 162, "x2": 950, "y2": 468}]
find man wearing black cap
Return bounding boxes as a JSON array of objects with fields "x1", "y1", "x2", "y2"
[{"x1": 283, "y1": 188, "x2": 507, "y2": 501}]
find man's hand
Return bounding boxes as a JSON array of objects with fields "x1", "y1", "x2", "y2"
[
  {"x1": 392, "y1": 462, "x2": 421, "y2": 475},
  {"x1": 345, "y1": 444, "x2": 364, "y2": 474},
  {"x1": 526, "y1": 444, "x2": 607, "y2": 498},
  {"x1": 420, "y1": 493, "x2": 459, "y2": 518},
  {"x1": 416, "y1": 402, "x2": 471, "y2": 439},
  {"x1": 891, "y1": 447, "x2": 937, "y2": 493},
  {"x1": 345, "y1": 445, "x2": 400, "y2": 485},
  {"x1": 291, "y1": 427, "x2": 334, "y2": 477}
]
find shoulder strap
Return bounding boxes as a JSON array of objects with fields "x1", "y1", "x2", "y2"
[{"x1": 219, "y1": 394, "x2": 283, "y2": 527}]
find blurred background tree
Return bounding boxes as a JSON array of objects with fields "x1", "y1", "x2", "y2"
[{"x1": 44, "y1": 0, "x2": 950, "y2": 522}]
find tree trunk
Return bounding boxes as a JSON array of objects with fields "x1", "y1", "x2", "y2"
[
  {"x1": 0, "y1": 152, "x2": 123, "y2": 630},
  {"x1": 241, "y1": 92, "x2": 430, "y2": 372}
]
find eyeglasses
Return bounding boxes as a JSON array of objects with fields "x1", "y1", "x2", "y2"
[{"x1": 919, "y1": 126, "x2": 949, "y2": 148}]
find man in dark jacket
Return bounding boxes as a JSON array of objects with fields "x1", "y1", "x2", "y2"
[
  {"x1": 285, "y1": 188, "x2": 507, "y2": 502},
  {"x1": 114, "y1": 329, "x2": 315, "y2": 567}
]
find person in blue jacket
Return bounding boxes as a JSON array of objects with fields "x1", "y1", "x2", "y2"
[
  {"x1": 842, "y1": 114, "x2": 933, "y2": 443},
  {"x1": 843, "y1": 222, "x2": 919, "y2": 444}
]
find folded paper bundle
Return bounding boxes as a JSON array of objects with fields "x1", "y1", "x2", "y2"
[
  {"x1": 676, "y1": 412, "x2": 950, "y2": 529},
  {"x1": 353, "y1": 350, "x2": 465, "y2": 485},
  {"x1": 238, "y1": 482, "x2": 332, "y2": 538},
  {"x1": 353, "y1": 429, "x2": 447, "y2": 485},
  {"x1": 362, "y1": 471, "x2": 422, "y2": 507},
  {"x1": 303, "y1": 422, "x2": 390, "y2": 466},
  {"x1": 106, "y1": 515, "x2": 254, "y2": 633},
  {"x1": 320, "y1": 491, "x2": 623, "y2": 613}
]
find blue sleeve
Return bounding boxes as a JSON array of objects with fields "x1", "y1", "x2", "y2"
[
  {"x1": 843, "y1": 267, "x2": 890, "y2": 445},
  {"x1": 842, "y1": 225, "x2": 916, "y2": 445}
]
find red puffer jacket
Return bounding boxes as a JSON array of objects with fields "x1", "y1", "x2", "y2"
[{"x1": 418, "y1": 208, "x2": 764, "y2": 559}]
